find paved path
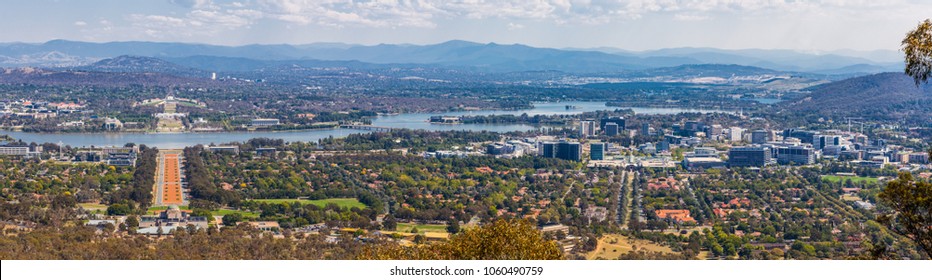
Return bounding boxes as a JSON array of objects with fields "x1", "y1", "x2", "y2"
[
  {"x1": 155, "y1": 150, "x2": 185, "y2": 206},
  {"x1": 617, "y1": 171, "x2": 634, "y2": 227}
]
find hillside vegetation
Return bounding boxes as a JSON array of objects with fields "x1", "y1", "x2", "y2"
[{"x1": 782, "y1": 72, "x2": 932, "y2": 124}]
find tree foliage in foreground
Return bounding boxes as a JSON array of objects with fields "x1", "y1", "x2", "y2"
[
  {"x1": 359, "y1": 219, "x2": 563, "y2": 260},
  {"x1": 877, "y1": 173, "x2": 932, "y2": 257},
  {"x1": 903, "y1": 18, "x2": 932, "y2": 86}
]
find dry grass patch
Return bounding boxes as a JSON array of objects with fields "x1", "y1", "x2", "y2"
[{"x1": 586, "y1": 234, "x2": 674, "y2": 260}]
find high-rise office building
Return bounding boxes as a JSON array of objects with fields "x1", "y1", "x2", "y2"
[
  {"x1": 706, "y1": 124, "x2": 723, "y2": 138},
  {"x1": 783, "y1": 129, "x2": 817, "y2": 144},
  {"x1": 728, "y1": 146, "x2": 771, "y2": 167},
  {"x1": 557, "y1": 141, "x2": 582, "y2": 161},
  {"x1": 776, "y1": 146, "x2": 816, "y2": 165},
  {"x1": 729, "y1": 127, "x2": 745, "y2": 142},
  {"x1": 751, "y1": 130, "x2": 771, "y2": 144},
  {"x1": 604, "y1": 123, "x2": 620, "y2": 136},
  {"x1": 540, "y1": 142, "x2": 556, "y2": 158},
  {"x1": 641, "y1": 123, "x2": 651, "y2": 136},
  {"x1": 600, "y1": 117, "x2": 625, "y2": 131},
  {"x1": 580, "y1": 120, "x2": 597, "y2": 137},
  {"x1": 540, "y1": 141, "x2": 582, "y2": 161},
  {"x1": 814, "y1": 135, "x2": 841, "y2": 150},
  {"x1": 590, "y1": 143, "x2": 605, "y2": 160},
  {"x1": 685, "y1": 121, "x2": 704, "y2": 133}
]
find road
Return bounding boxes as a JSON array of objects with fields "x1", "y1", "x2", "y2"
[
  {"x1": 617, "y1": 170, "x2": 635, "y2": 227},
  {"x1": 154, "y1": 150, "x2": 185, "y2": 206}
]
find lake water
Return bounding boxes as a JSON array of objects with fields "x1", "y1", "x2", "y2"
[
  {"x1": 749, "y1": 98, "x2": 784, "y2": 104},
  {"x1": 2, "y1": 101, "x2": 732, "y2": 148}
]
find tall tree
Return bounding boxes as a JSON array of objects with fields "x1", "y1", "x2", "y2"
[
  {"x1": 880, "y1": 20, "x2": 932, "y2": 258},
  {"x1": 446, "y1": 218, "x2": 461, "y2": 234},
  {"x1": 382, "y1": 215, "x2": 397, "y2": 231},
  {"x1": 877, "y1": 173, "x2": 932, "y2": 257},
  {"x1": 222, "y1": 213, "x2": 243, "y2": 226},
  {"x1": 903, "y1": 19, "x2": 932, "y2": 86}
]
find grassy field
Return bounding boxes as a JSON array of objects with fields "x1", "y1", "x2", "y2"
[
  {"x1": 78, "y1": 203, "x2": 108, "y2": 213},
  {"x1": 249, "y1": 198, "x2": 366, "y2": 209},
  {"x1": 175, "y1": 101, "x2": 205, "y2": 108},
  {"x1": 156, "y1": 118, "x2": 184, "y2": 132},
  {"x1": 660, "y1": 226, "x2": 711, "y2": 236},
  {"x1": 146, "y1": 205, "x2": 189, "y2": 214},
  {"x1": 212, "y1": 209, "x2": 260, "y2": 218},
  {"x1": 145, "y1": 205, "x2": 259, "y2": 218},
  {"x1": 586, "y1": 234, "x2": 675, "y2": 260},
  {"x1": 396, "y1": 222, "x2": 448, "y2": 234},
  {"x1": 840, "y1": 194, "x2": 863, "y2": 202},
  {"x1": 163, "y1": 102, "x2": 177, "y2": 113},
  {"x1": 822, "y1": 175, "x2": 878, "y2": 184}
]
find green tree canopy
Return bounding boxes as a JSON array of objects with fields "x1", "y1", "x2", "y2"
[
  {"x1": 222, "y1": 213, "x2": 243, "y2": 226},
  {"x1": 106, "y1": 203, "x2": 131, "y2": 216},
  {"x1": 877, "y1": 173, "x2": 932, "y2": 257}
]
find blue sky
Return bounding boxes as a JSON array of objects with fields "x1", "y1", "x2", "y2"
[{"x1": 1, "y1": 0, "x2": 929, "y2": 52}]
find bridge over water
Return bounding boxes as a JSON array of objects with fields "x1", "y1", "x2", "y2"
[{"x1": 339, "y1": 124, "x2": 396, "y2": 132}]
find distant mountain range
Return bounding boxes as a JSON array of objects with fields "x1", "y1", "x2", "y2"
[
  {"x1": 0, "y1": 39, "x2": 904, "y2": 74},
  {"x1": 582, "y1": 47, "x2": 903, "y2": 74}
]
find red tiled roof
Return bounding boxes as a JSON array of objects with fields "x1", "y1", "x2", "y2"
[
  {"x1": 655, "y1": 209, "x2": 695, "y2": 223},
  {"x1": 647, "y1": 177, "x2": 681, "y2": 191}
]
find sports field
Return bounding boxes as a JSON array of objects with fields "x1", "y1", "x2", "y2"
[{"x1": 822, "y1": 175, "x2": 878, "y2": 184}]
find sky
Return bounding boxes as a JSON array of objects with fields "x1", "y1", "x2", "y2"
[{"x1": 1, "y1": 0, "x2": 929, "y2": 52}]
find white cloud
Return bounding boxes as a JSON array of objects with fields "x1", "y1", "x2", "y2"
[
  {"x1": 125, "y1": 3, "x2": 263, "y2": 39},
  {"x1": 169, "y1": 0, "x2": 215, "y2": 9},
  {"x1": 128, "y1": 0, "x2": 922, "y2": 33},
  {"x1": 189, "y1": 9, "x2": 257, "y2": 28},
  {"x1": 111, "y1": 0, "x2": 925, "y2": 47},
  {"x1": 673, "y1": 13, "x2": 708, "y2": 21},
  {"x1": 74, "y1": 21, "x2": 87, "y2": 26},
  {"x1": 99, "y1": 19, "x2": 113, "y2": 31},
  {"x1": 256, "y1": 0, "x2": 437, "y2": 28}
]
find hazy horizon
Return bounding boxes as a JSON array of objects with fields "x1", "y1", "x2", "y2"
[
  {"x1": 0, "y1": 37, "x2": 907, "y2": 53},
  {"x1": 0, "y1": 38, "x2": 907, "y2": 65},
  {"x1": 1, "y1": 0, "x2": 928, "y2": 54}
]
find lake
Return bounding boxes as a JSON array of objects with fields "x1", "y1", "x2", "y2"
[
  {"x1": 748, "y1": 98, "x2": 784, "y2": 104},
  {"x1": 2, "y1": 101, "x2": 733, "y2": 148}
]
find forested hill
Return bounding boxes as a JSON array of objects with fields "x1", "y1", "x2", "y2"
[
  {"x1": 0, "y1": 67, "x2": 220, "y2": 87},
  {"x1": 81, "y1": 55, "x2": 207, "y2": 77},
  {"x1": 783, "y1": 72, "x2": 932, "y2": 124}
]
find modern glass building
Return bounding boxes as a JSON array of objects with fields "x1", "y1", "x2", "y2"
[
  {"x1": 590, "y1": 143, "x2": 605, "y2": 160},
  {"x1": 728, "y1": 146, "x2": 771, "y2": 167}
]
